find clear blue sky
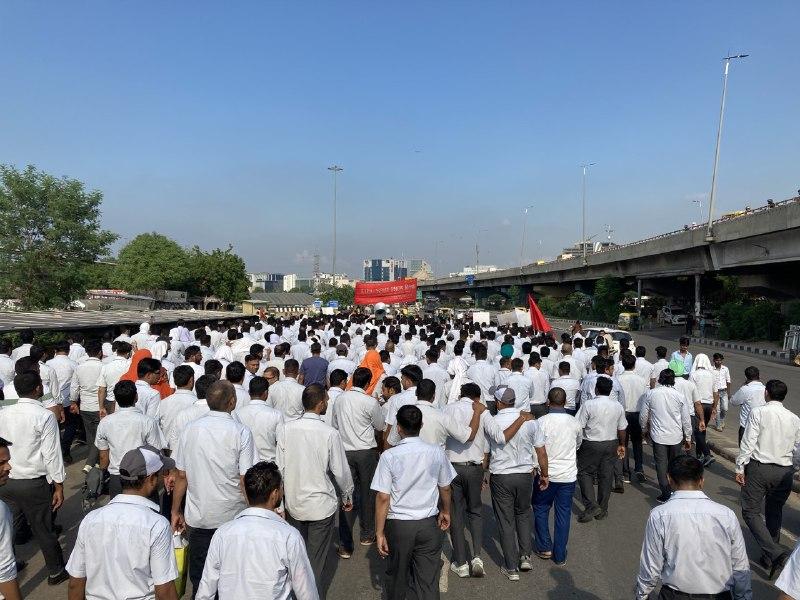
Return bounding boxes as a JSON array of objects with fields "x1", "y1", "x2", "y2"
[{"x1": 1, "y1": 1, "x2": 798, "y2": 278}]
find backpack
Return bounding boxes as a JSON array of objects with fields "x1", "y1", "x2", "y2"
[{"x1": 81, "y1": 467, "x2": 107, "y2": 513}]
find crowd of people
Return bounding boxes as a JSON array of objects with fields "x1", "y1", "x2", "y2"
[{"x1": 0, "y1": 314, "x2": 798, "y2": 599}]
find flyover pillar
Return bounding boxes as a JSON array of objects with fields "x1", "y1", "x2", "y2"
[
  {"x1": 694, "y1": 274, "x2": 701, "y2": 317},
  {"x1": 637, "y1": 279, "x2": 643, "y2": 317}
]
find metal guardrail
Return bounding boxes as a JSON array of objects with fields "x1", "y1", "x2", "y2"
[{"x1": 424, "y1": 196, "x2": 800, "y2": 286}]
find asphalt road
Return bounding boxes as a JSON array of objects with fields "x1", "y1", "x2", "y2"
[{"x1": 14, "y1": 324, "x2": 800, "y2": 599}]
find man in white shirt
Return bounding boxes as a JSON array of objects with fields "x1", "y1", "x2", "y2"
[
  {"x1": 0, "y1": 371, "x2": 67, "y2": 584},
  {"x1": 633, "y1": 346, "x2": 653, "y2": 382},
  {"x1": 382, "y1": 365, "x2": 422, "y2": 445},
  {"x1": 736, "y1": 379, "x2": 800, "y2": 578},
  {"x1": 422, "y1": 348, "x2": 450, "y2": 409},
  {"x1": 329, "y1": 368, "x2": 385, "y2": 556},
  {"x1": 66, "y1": 445, "x2": 178, "y2": 600},
  {"x1": 224, "y1": 361, "x2": 250, "y2": 410},
  {"x1": 97, "y1": 341, "x2": 132, "y2": 416},
  {"x1": 9, "y1": 330, "x2": 33, "y2": 363},
  {"x1": 195, "y1": 461, "x2": 318, "y2": 600},
  {"x1": 46, "y1": 340, "x2": 76, "y2": 408},
  {"x1": 575, "y1": 377, "x2": 627, "y2": 523},
  {"x1": 730, "y1": 366, "x2": 766, "y2": 446},
  {"x1": 68, "y1": 333, "x2": 88, "y2": 364},
  {"x1": 69, "y1": 341, "x2": 104, "y2": 469},
  {"x1": 268, "y1": 359, "x2": 305, "y2": 419},
  {"x1": 506, "y1": 358, "x2": 533, "y2": 412},
  {"x1": 277, "y1": 384, "x2": 353, "y2": 599},
  {"x1": 234, "y1": 376, "x2": 283, "y2": 462},
  {"x1": 0, "y1": 437, "x2": 20, "y2": 600},
  {"x1": 559, "y1": 343, "x2": 585, "y2": 381},
  {"x1": 524, "y1": 352, "x2": 550, "y2": 418},
  {"x1": 327, "y1": 345, "x2": 357, "y2": 381},
  {"x1": 135, "y1": 358, "x2": 164, "y2": 420},
  {"x1": 618, "y1": 354, "x2": 648, "y2": 483},
  {"x1": 96, "y1": 380, "x2": 165, "y2": 499},
  {"x1": 711, "y1": 353, "x2": 732, "y2": 431},
  {"x1": 639, "y1": 369, "x2": 693, "y2": 502},
  {"x1": 466, "y1": 344, "x2": 498, "y2": 413},
  {"x1": 158, "y1": 366, "x2": 198, "y2": 453},
  {"x1": 0, "y1": 341, "x2": 14, "y2": 389},
  {"x1": 169, "y1": 345, "x2": 204, "y2": 389},
  {"x1": 171, "y1": 380, "x2": 256, "y2": 597},
  {"x1": 776, "y1": 541, "x2": 800, "y2": 600},
  {"x1": 550, "y1": 363, "x2": 581, "y2": 416},
  {"x1": 532, "y1": 387, "x2": 582, "y2": 566},
  {"x1": 650, "y1": 346, "x2": 670, "y2": 389},
  {"x1": 371, "y1": 404, "x2": 456, "y2": 599},
  {"x1": 636, "y1": 454, "x2": 751, "y2": 599},
  {"x1": 486, "y1": 386, "x2": 548, "y2": 580}
]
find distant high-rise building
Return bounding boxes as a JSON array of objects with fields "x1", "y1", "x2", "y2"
[
  {"x1": 247, "y1": 272, "x2": 285, "y2": 292},
  {"x1": 407, "y1": 259, "x2": 432, "y2": 280},
  {"x1": 282, "y1": 274, "x2": 297, "y2": 292},
  {"x1": 362, "y1": 258, "x2": 408, "y2": 282}
]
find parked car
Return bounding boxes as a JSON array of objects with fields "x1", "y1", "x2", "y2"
[{"x1": 583, "y1": 328, "x2": 635, "y2": 354}]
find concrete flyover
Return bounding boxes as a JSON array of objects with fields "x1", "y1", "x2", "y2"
[{"x1": 420, "y1": 196, "x2": 800, "y2": 302}]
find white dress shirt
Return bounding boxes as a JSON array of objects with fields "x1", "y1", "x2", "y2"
[
  {"x1": 66, "y1": 494, "x2": 178, "y2": 600},
  {"x1": 444, "y1": 399, "x2": 506, "y2": 464},
  {"x1": 736, "y1": 401, "x2": 800, "y2": 474},
  {"x1": 96, "y1": 356, "x2": 130, "y2": 403},
  {"x1": 560, "y1": 355, "x2": 585, "y2": 381},
  {"x1": 327, "y1": 358, "x2": 357, "y2": 378},
  {"x1": 729, "y1": 381, "x2": 766, "y2": 428},
  {"x1": 650, "y1": 359, "x2": 670, "y2": 384},
  {"x1": 95, "y1": 407, "x2": 165, "y2": 474},
  {"x1": 46, "y1": 354, "x2": 76, "y2": 406},
  {"x1": 387, "y1": 401, "x2": 472, "y2": 448},
  {"x1": 135, "y1": 380, "x2": 162, "y2": 420},
  {"x1": 0, "y1": 354, "x2": 13, "y2": 388},
  {"x1": 639, "y1": 387, "x2": 692, "y2": 446},
  {"x1": 268, "y1": 378, "x2": 305, "y2": 419},
  {"x1": 580, "y1": 373, "x2": 625, "y2": 407},
  {"x1": 0, "y1": 500, "x2": 16, "y2": 584},
  {"x1": 466, "y1": 361, "x2": 498, "y2": 406},
  {"x1": 330, "y1": 387, "x2": 384, "y2": 451},
  {"x1": 38, "y1": 361, "x2": 60, "y2": 405},
  {"x1": 776, "y1": 540, "x2": 800, "y2": 600},
  {"x1": 550, "y1": 376, "x2": 581, "y2": 410},
  {"x1": 487, "y1": 408, "x2": 546, "y2": 475},
  {"x1": 636, "y1": 491, "x2": 751, "y2": 599},
  {"x1": 576, "y1": 395, "x2": 627, "y2": 442},
  {"x1": 634, "y1": 357, "x2": 653, "y2": 382},
  {"x1": 276, "y1": 413, "x2": 353, "y2": 522},
  {"x1": 9, "y1": 344, "x2": 32, "y2": 363},
  {"x1": 175, "y1": 411, "x2": 256, "y2": 529},
  {"x1": 69, "y1": 343, "x2": 88, "y2": 364},
  {"x1": 158, "y1": 389, "x2": 197, "y2": 450},
  {"x1": 232, "y1": 383, "x2": 250, "y2": 411},
  {"x1": 70, "y1": 357, "x2": 103, "y2": 411},
  {"x1": 384, "y1": 387, "x2": 418, "y2": 427},
  {"x1": 690, "y1": 369, "x2": 716, "y2": 405},
  {"x1": 535, "y1": 410, "x2": 582, "y2": 483},
  {"x1": 506, "y1": 372, "x2": 533, "y2": 410},
  {"x1": 234, "y1": 399, "x2": 284, "y2": 462},
  {"x1": 422, "y1": 363, "x2": 451, "y2": 408},
  {"x1": 673, "y1": 377, "x2": 700, "y2": 414},
  {"x1": 713, "y1": 365, "x2": 731, "y2": 391},
  {"x1": 524, "y1": 366, "x2": 550, "y2": 406},
  {"x1": 371, "y1": 436, "x2": 456, "y2": 520},
  {"x1": 0, "y1": 398, "x2": 65, "y2": 483},
  {"x1": 168, "y1": 399, "x2": 210, "y2": 451},
  {"x1": 617, "y1": 371, "x2": 648, "y2": 413},
  {"x1": 196, "y1": 507, "x2": 318, "y2": 600}
]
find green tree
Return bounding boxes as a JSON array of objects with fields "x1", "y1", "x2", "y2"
[
  {"x1": 592, "y1": 276, "x2": 625, "y2": 322},
  {"x1": 112, "y1": 233, "x2": 191, "y2": 292},
  {"x1": 187, "y1": 245, "x2": 250, "y2": 305},
  {"x1": 82, "y1": 262, "x2": 117, "y2": 289},
  {"x1": 317, "y1": 284, "x2": 355, "y2": 307},
  {"x1": 0, "y1": 165, "x2": 118, "y2": 309},
  {"x1": 507, "y1": 285, "x2": 521, "y2": 306}
]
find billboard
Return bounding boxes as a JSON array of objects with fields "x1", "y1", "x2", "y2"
[{"x1": 354, "y1": 279, "x2": 418, "y2": 305}]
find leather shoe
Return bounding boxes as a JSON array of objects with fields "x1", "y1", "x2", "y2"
[
  {"x1": 770, "y1": 551, "x2": 790, "y2": 580},
  {"x1": 578, "y1": 507, "x2": 600, "y2": 523},
  {"x1": 48, "y1": 569, "x2": 69, "y2": 586}
]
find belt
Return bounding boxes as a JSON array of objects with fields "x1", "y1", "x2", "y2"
[
  {"x1": 664, "y1": 587, "x2": 732, "y2": 600},
  {"x1": 451, "y1": 461, "x2": 482, "y2": 467}
]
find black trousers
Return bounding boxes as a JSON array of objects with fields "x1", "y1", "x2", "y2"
[
  {"x1": 659, "y1": 587, "x2": 732, "y2": 599},
  {"x1": 489, "y1": 472, "x2": 533, "y2": 570},
  {"x1": 188, "y1": 526, "x2": 216, "y2": 599},
  {"x1": 741, "y1": 460, "x2": 794, "y2": 562},
  {"x1": 80, "y1": 410, "x2": 101, "y2": 468},
  {"x1": 450, "y1": 463, "x2": 484, "y2": 565},
  {"x1": 652, "y1": 442, "x2": 683, "y2": 497},
  {"x1": 530, "y1": 403, "x2": 548, "y2": 418},
  {"x1": 341, "y1": 449, "x2": 377, "y2": 548},
  {"x1": 60, "y1": 410, "x2": 81, "y2": 457},
  {"x1": 287, "y1": 511, "x2": 335, "y2": 599},
  {"x1": 624, "y1": 411, "x2": 643, "y2": 474},
  {"x1": 577, "y1": 440, "x2": 617, "y2": 512},
  {"x1": 385, "y1": 517, "x2": 443, "y2": 600},
  {"x1": 693, "y1": 404, "x2": 713, "y2": 458},
  {"x1": 0, "y1": 477, "x2": 64, "y2": 575}
]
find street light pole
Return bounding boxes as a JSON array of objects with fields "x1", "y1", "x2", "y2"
[
  {"x1": 692, "y1": 198, "x2": 703, "y2": 223},
  {"x1": 705, "y1": 54, "x2": 748, "y2": 242},
  {"x1": 520, "y1": 204, "x2": 534, "y2": 267},
  {"x1": 580, "y1": 163, "x2": 595, "y2": 265},
  {"x1": 327, "y1": 165, "x2": 343, "y2": 286}
]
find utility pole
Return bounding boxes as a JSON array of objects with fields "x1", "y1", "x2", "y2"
[
  {"x1": 327, "y1": 165, "x2": 343, "y2": 285},
  {"x1": 580, "y1": 163, "x2": 596, "y2": 265}
]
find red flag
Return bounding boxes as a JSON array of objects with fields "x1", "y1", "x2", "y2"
[{"x1": 527, "y1": 294, "x2": 553, "y2": 333}]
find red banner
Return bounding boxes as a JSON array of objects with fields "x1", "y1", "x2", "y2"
[
  {"x1": 527, "y1": 294, "x2": 553, "y2": 333},
  {"x1": 354, "y1": 279, "x2": 418, "y2": 305}
]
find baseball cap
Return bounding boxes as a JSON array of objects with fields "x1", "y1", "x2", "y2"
[
  {"x1": 119, "y1": 445, "x2": 175, "y2": 481},
  {"x1": 490, "y1": 385, "x2": 516, "y2": 404}
]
